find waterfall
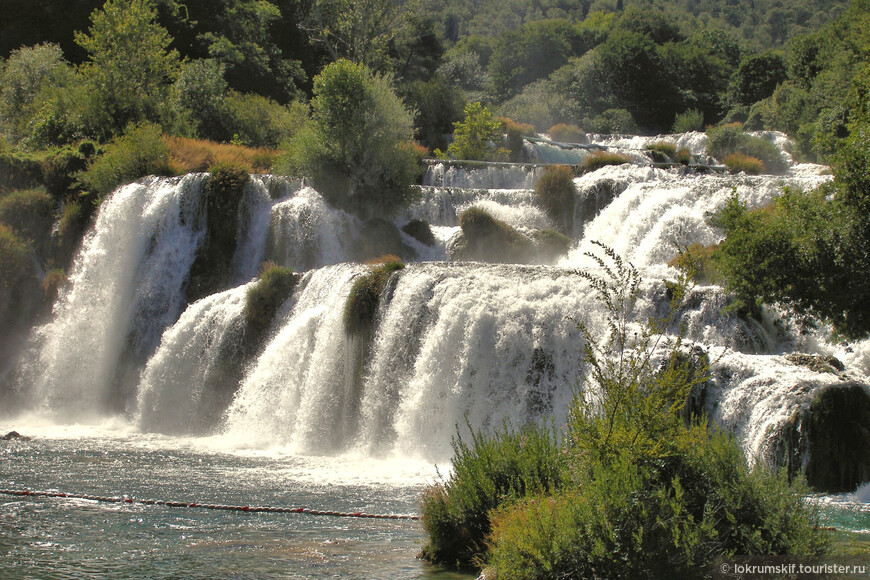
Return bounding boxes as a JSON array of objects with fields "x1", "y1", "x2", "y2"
[{"x1": 11, "y1": 130, "x2": 868, "y2": 481}]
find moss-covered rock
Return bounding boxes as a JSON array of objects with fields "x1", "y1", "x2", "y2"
[
  {"x1": 186, "y1": 163, "x2": 249, "y2": 303},
  {"x1": 344, "y1": 259, "x2": 405, "y2": 334},
  {"x1": 785, "y1": 353, "x2": 846, "y2": 375},
  {"x1": 777, "y1": 383, "x2": 870, "y2": 492},
  {"x1": 401, "y1": 219, "x2": 436, "y2": 246},
  {"x1": 531, "y1": 229, "x2": 571, "y2": 263},
  {"x1": 0, "y1": 188, "x2": 55, "y2": 258},
  {"x1": 452, "y1": 207, "x2": 535, "y2": 264},
  {"x1": 244, "y1": 263, "x2": 299, "y2": 349},
  {"x1": 354, "y1": 217, "x2": 415, "y2": 262}
]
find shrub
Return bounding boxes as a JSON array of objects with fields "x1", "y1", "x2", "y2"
[
  {"x1": 448, "y1": 102, "x2": 508, "y2": 162},
  {"x1": 41, "y1": 143, "x2": 95, "y2": 198},
  {"x1": 41, "y1": 267, "x2": 67, "y2": 310},
  {"x1": 419, "y1": 422, "x2": 565, "y2": 569},
  {"x1": 724, "y1": 153, "x2": 765, "y2": 174},
  {"x1": 244, "y1": 263, "x2": 298, "y2": 347},
  {"x1": 578, "y1": 150, "x2": 632, "y2": 173},
  {"x1": 224, "y1": 92, "x2": 308, "y2": 149},
  {"x1": 668, "y1": 243, "x2": 720, "y2": 284},
  {"x1": 501, "y1": 117, "x2": 536, "y2": 161},
  {"x1": 0, "y1": 150, "x2": 44, "y2": 195},
  {"x1": 535, "y1": 165, "x2": 576, "y2": 234},
  {"x1": 705, "y1": 125, "x2": 788, "y2": 174},
  {"x1": 401, "y1": 219, "x2": 436, "y2": 246},
  {"x1": 672, "y1": 108, "x2": 704, "y2": 133},
  {"x1": 344, "y1": 259, "x2": 404, "y2": 334},
  {"x1": 547, "y1": 123, "x2": 585, "y2": 143},
  {"x1": 171, "y1": 59, "x2": 230, "y2": 141},
  {"x1": 645, "y1": 141, "x2": 677, "y2": 163},
  {"x1": 0, "y1": 224, "x2": 38, "y2": 329},
  {"x1": 0, "y1": 188, "x2": 54, "y2": 247},
  {"x1": 674, "y1": 148, "x2": 692, "y2": 165},
  {"x1": 76, "y1": 122, "x2": 171, "y2": 199}
]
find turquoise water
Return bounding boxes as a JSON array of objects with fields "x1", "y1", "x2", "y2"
[{"x1": 0, "y1": 424, "x2": 472, "y2": 579}]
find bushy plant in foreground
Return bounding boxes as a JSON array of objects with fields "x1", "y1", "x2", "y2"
[
  {"x1": 672, "y1": 108, "x2": 704, "y2": 133},
  {"x1": 419, "y1": 421, "x2": 565, "y2": 569},
  {"x1": 423, "y1": 243, "x2": 828, "y2": 577}
]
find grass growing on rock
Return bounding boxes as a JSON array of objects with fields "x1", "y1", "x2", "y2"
[
  {"x1": 244, "y1": 262, "x2": 299, "y2": 348},
  {"x1": 343, "y1": 256, "x2": 405, "y2": 334},
  {"x1": 454, "y1": 207, "x2": 535, "y2": 264},
  {"x1": 535, "y1": 165, "x2": 576, "y2": 234},
  {"x1": 724, "y1": 152, "x2": 765, "y2": 174},
  {"x1": 578, "y1": 150, "x2": 632, "y2": 173}
]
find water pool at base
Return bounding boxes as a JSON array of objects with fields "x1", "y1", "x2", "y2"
[{"x1": 0, "y1": 424, "x2": 472, "y2": 579}]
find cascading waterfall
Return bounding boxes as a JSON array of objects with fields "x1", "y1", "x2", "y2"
[{"x1": 10, "y1": 131, "x2": 869, "y2": 482}]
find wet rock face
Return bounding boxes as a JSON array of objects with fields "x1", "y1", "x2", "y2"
[
  {"x1": 785, "y1": 353, "x2": 846, "y2": 375},
  {"x1": 777, "y1": 383, "x2": 870, "y2": 493}
]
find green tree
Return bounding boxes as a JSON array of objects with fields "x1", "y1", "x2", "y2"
[
  {"x1": 75, "y1": 0, "x2": 181, "y2": 139},
  {"x1": 281, "y1": 59, "x2": 418, "y2": 217},
  {"x1": 446, "y1": 101, "x2": 507, "y2": 161},
  {"x1": 733, "y1": 51, "x2": 788, "y2": 106},
  {"x1": 300, "y1": 0, "x2": 423, "y2": 72}
]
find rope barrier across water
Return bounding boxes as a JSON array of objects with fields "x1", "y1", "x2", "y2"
[{"x1": 0, "y1": 488, "x2": 420, "y2": 521}]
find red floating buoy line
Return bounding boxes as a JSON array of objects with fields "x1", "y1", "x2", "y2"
[{"x1": 0, "y1": 488, "x2": 420, "y2": 520}]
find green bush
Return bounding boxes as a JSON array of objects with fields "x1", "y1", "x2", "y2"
[
  {"x1": 645, "y1": 141, "x2": 678, "y2": 163},
  {"x1": 710, "y1": 123, "x2": 870, "y2": 338},
  {"x1": 705, "y1": 124, "x2": 788, "y2": 174},
  {"x1": 535, "y1": 165, "x2": 576, "y2": 234},
  {"x1": 577, "y1": 150, "x2": 632, "y2": 173},
  {"x1": 244, "y1": 263, "x2": 298, "y2": 348},
  {"x1": 668, "y1": 243, "x2": 720, "y2": 284},
  {"x1": 0, "y1": 224, "x2": 39, "y2": 330},
  {"x1": 674, "y1": 148, "x2": 692, "y2": 165},
  {"x1": 586, "y1": 108, "x2": 637, "y2": 134},
  {"x1": 76, "y1": 122, "x2": 171, "y2": 199},
  {"x1": 224, "y1": 92, "x2": 308, "y2": 149},
  {"x1": 0, "y1": 188, "x2": 54, "y2": 249},
  {"x1": 41, "y1": 143, "x2": 96, "y2": 198},
  {"x1": 547, "y1": 123, "x2": 585, "y2": 143},
  {"x1": 672, "y1": 108, "x2": 705, "y2": 133},
  {"x1": 724, "y1": 153, "x2": 765, "y2": 174},
  {"x1": 343, "y1": 259, "x2": 404, "y2": 334},
  {"x1": 419, "y1": 422, "x2": 565, "y2": 569},
  {"x1": 0, "y1": 150, "x2": 44, "y2": 195}
]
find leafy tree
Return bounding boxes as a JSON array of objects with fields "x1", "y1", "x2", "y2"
[
  {"x1": 0, "y1": 43, "x2": 71, "y2": 142},
  {"x1": 488, "y1": 19, "x2": 580, "y2": 100},
  {"x1": 299, "y1": 0, "x2": 423, "y2": 72},
  {"x1": 733, "y1": 51, "x2": 788, "y2": 106},
  {"x1": 75, "y1": 0, "x2": 181, "y2": 139},
  {"x1": 446, "y1": 101, "x2": 507, "y2": 161},
  {"x1": 281, "y1": 59, "x2": 418, "y2": 217},
  {"x1": 400, "y1": 75, "x2": 466, "y2": 151}
]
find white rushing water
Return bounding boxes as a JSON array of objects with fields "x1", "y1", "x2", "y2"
[{"x1": 9, "y1": 132, "x2": 867, "y2": 475}]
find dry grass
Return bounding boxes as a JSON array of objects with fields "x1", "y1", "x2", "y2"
[
  {"x1": 724, "y1": 153, "x2": 764, "y2": 175},
  {"x1": 163, "y1": 136, "x2": 276, "y2": 174}
]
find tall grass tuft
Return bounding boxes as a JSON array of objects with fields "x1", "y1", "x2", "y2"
[
  {"x1": 724, "y1": 152, "x2": 765, "y2": 174},
  {"x1": 534, "y1": 165, "x2": 575, "y2": 234},
  {"x1": 343, "y1": 258, "x2": 405, "y2": 334},
  {"x1": 578, "y1": 150, "x2": 632, "y2": 173}
]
